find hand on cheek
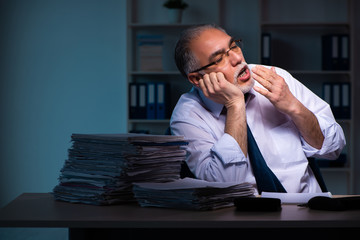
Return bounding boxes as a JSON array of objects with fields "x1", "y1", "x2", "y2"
[{"x1": 199, "y1": 72, "x2": 244, "y2": 108}]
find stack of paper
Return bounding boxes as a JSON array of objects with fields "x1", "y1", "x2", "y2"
[
  {"x1": 133, "y1": 178, "x2": 255, "y2": 210},
  {"x1": 53, "y1": 133, "x2": 188, "y2": 205}
]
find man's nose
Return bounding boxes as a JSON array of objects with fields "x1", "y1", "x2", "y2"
[{"x1": 228, "y1": 49, "x2": 243, "y2": 66}]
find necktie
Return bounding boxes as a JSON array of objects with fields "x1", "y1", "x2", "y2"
[{"x1": 247, "y1": 124, "x2": 287, "y2": 194}]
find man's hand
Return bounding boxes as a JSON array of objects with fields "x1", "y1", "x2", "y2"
[
  {"x1": 199, "y1": 72, "x2": 248, "y2": 155},
  {"x1": 251, "y1": 66, "x2": 299, "y2": 115},
  {"x1": 198, "y1": 72, "x2": 244, "y2": 109},
  {"x1": 252, "y1": 65, "x2": 324, "y2": 149}
]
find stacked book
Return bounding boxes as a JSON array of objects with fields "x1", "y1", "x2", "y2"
[
  {"x1": 138, "y1": 34, "x2": 164, "y2": 71},
  {"x1": 53, "y1": 133, "x2": 188, "y2": 205},
  {"x1": 133, "y1": 178, "x2": 255, "y2": 210}
]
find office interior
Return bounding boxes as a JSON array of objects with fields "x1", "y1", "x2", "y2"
[{"x1": 0, "y1": 0, "x2": 359, "y2": 239}]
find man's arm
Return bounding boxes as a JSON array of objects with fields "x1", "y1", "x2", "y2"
[
  {"x1": 251, "y1": 66, "x2": 324, "y2": 149},
  {"x1": 198, "y1": 72, "x2": 248, "y2": 155}
]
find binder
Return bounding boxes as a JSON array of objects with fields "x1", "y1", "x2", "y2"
[
  {"x1": 341, "y1": 82, "x2": 351, "y2": 119},
  {"x1": 322, "y1": 83, "x2": 332, "y2": 106},
  {"x1": 322, "y1": 34, "x2": 339, "y2": 70},
  {"x1": 137, "y1": 35, "x2": 164, "y2": 71},
  {"x1": 332, "y1": 83, "x2": 341, "y2": 118},
  {"x1": 156, "y1": 83, "x2": 169, "y2": 119},
  {"x1": 129, "y1": 82, "x2": 171, "y2": 119},
  {"x1": 129, "y1": 83, "x2": 138, "y2": 119},
  {"x1": 339, "y1": 34, "x2": 350, "y2": 70},
  {"x1": 261, "y1": 33, "x2": 271, "y2": 65},
  {"x1": 322, "y1": 82, "x2": 351, "y2": 119},
  {"x1": 129, "y1": 83, "x2": 147, "y2": 119},
  {"x1": 146, "y1": 83, "x2": 156, "y2": 119},
  {"x1": 137, "y1": 83, "x2": 147, "y2": 119}
]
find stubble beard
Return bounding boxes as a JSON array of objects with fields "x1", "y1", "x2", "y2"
[{"x1": 233, "y1": 62, "x2": 255, "y2": 94}]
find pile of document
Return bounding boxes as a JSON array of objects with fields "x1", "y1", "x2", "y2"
[
  {"x1": 53, "y1": 133, "x2": 188, "y2": 205},
  {"x1": 133, "y1": 178, "x2": 255, "y2": 210}
]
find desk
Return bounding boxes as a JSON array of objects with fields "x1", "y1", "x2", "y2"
[{"x1": 1, "y1": 193, "x2": 360, "y2": 239}]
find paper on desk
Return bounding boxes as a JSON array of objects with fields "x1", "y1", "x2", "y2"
[
  {"x1": 133, "y1": 178, "x2": 255, "y2": 210},
  {"x1": 261, "y1": 192, "x2": 332, "y2": 204},
  {"x1": 134, "y1": 177, "x2": 251, "y2": 190},
  {"x1": 53, "y1": 133, "x2": 189, "y2": 205}
]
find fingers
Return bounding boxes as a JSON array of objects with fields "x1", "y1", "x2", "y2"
[
  {"x1": 251, "y1": 65, "x2": 279, "y2": 93},
  {"x1": 252, "y1": 72, "x2": 271, "y2": 92},
  {"x1": 253, "y1": 85, "x2": 270, "y2": 98},
  {"x1": 199, "y1": 72, "x2": 226, "y2": 96},
  {"x1": 252, "y1": 66, "x2": 276, "y2": 82}
]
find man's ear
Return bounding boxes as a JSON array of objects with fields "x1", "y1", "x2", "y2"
[{"x1": 188, "y1": 72, "x2": 202, "y2": 87}]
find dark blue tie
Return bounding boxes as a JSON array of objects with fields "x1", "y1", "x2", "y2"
[{"x1": 247, "y1": 124, "x2": 287, "y2": 194}]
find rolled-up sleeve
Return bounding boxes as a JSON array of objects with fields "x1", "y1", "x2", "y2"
[
  {"x1": 302, "y1": 114, "x2": 346, "y2": 159},
  {"x1": 281, "y1": 67, "x2": 346, "y2": 160},
  {"x1": 171, "y1": 119, "x2": 249, "y2": 182},
  {"x1": 211, "y1": 133, "x2": 247, "y2": 164}
]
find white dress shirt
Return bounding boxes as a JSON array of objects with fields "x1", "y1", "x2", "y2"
[{"x1": 170, "y1": 64, "x2": 346, "y2": 194}]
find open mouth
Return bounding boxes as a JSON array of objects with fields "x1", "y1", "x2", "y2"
[{"x1": 237, "y1": 66, "x2": 250, "y2": 82}]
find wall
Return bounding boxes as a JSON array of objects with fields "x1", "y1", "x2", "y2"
[
  {"x1": 0, "y1": 0, "x2": 127, "y2": 208},
  {"x1": 0, "y1": 0, "x2": 358, "y2": 239},
  {"x1": 221, "y1": 0, "x2": 260, "y2": 65}
]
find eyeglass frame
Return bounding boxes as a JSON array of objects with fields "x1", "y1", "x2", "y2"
[{"x1": 190, "y1": 38, "x2": 243, "y2": 73}]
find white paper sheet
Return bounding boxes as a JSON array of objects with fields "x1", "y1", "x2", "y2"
[{"x1": 261, "y1": 192, "x2": 332, "y2": 204}]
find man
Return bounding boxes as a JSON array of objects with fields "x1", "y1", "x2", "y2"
[{"x1": 170, "y1": 24, "x2": 346, "y2": 194}]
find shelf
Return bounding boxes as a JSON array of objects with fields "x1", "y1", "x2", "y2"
[
  {"x1": 260, "y1": 0, "x2": 355, "y2": 194},
  {"x1": 130, "y1": 71, "x2": 181, "y2": 76},
  {"x1": 289, "y1": 70, "x2": 351, "y2": 75},
  {"x1": 129, "y1": 23, "x2": 206, "y2": 28},
  {"x1": 261, "y1": 22, "x2": 350, "y2": 28},
  {"x1": 129, "y1": 119, "x2": 170, "y2": 123},
  {"x1": 131, "y1": 70, "x2": 351, "y2": 76},
  {"x1": 320, "y1": 167, "x2": 351, "y2": 173}
]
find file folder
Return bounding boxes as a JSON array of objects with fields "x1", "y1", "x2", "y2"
[
  {"x1": 129, "y1": 83, "x2": 147, "y2": 119},
  {"x1": 332, "y1": 83, "x2": 341, "y2": 118},
  {"x1": 322, "y1": 82, "x2": 351, "y2": 119},
  {"x1": 341, "y1": 82, "x2": 350, "y2": 119},
  {"x1": 339, "y1": 34, "x2": 350, "y2": 70},
  {"x1": 261, "y1": 33, "x2": 271, "y2": 65},
  {"x1": 322, "y1": 83, "x2": 332, "y2": 106},
  {"x1": 322, "y1": 35, "x2": 339, "y2": 70},
  {"x1": 156, "y1": 83, "x2": 169, "y2": 119},
  {"x1": 147, "y1": 83, "x2": 156, "y2": 119},
  {"x1": 129, "y1": 83, "x2": 138, "y2": 119},
  {"x1": 137, "y1": 83, "x2": 147, "y2": 119}
]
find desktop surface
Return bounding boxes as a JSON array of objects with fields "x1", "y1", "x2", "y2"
[{"x1": 1, "y1": 193, "x2": 360, "y2": 229}]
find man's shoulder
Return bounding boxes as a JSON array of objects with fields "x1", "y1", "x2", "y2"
[
  {"x1": 171, "y1": 88, "x2": 202, "y2": 119},
  {"x1": 177, "y1": 87, "x2": 201, "y2": 105}
]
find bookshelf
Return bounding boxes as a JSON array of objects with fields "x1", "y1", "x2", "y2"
[
  {"x1": 126, "y1": 0, "x2": 221, "y2": 134},
  {"x1": 259, "y1": 0, "x2": 355, "y2": 194},
  {"x1": 126, "y1": 0, "x2": 356, "y2": 194}
]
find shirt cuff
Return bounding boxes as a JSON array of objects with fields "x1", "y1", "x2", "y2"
[
  {"x1": 302, "y1": 115, "x2": 343, "y2": 158},
  {"x1": 210, "y1": 133, "x2": 247, "y2": 165}
]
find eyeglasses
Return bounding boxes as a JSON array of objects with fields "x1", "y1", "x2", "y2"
[{"x1": 190, "y1": 39, "x2": 242, "y2": 73}]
